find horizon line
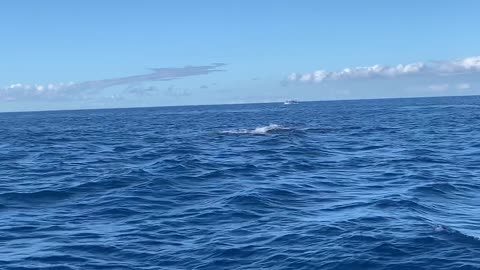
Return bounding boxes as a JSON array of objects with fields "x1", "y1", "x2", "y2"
[{"x1": 1, "y1": 94, "x2": 479, "y2": 114}]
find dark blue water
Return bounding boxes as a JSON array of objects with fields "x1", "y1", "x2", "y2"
[{"x1": 1, "y1": 96, "x2": 480, "y2": 270}]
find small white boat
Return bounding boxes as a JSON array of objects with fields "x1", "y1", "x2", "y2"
[{"x1": 284, "y1": 100, "x2": 299, "y2": 105}]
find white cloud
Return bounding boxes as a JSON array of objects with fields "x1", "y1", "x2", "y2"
[
  {"x1": 287, "y1": 73, "x2": 298, "y2": 81},
  {"x1": 313, "y1": 70, "x2": 328, "y2": 82},
  {"x1": 287, "y1": 56, "x2": 480, "y2": 83},
  {"x1": 456, "y1": 83, "x2": 471, "y2": 90},
  {"x1": 0, "y1": 82, "x2": 76, "y2": 100},
  {"x1": 428, "y1": 84, "x2": 449, "y2": 92},
  {"x1": 438, "y1": 56, "x2": 480, "y2": 73},
  {"x1": 0, "y1": 64, "x2": 225, "y2": 101},
  {"x1": 36, "y1": 85, "x2": 45, "y2": 92},
  {"x1": 299, "y1": 73, "x2": 312, "y2": 82}
]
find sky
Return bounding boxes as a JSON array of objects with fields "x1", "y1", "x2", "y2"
[{"x1": 1, "y1": 0, "x2": 480, "y2": 112}]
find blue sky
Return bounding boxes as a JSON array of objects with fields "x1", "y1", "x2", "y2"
[{"x1": 1, "y1": 0, "x2": 479, "y2": 112}]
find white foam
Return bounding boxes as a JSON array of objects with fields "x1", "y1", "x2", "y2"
[{"x1": 221, "y1": 124, "x2": 289, "y2": 135}]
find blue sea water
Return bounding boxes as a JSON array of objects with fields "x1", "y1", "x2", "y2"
[{"x1": 1, "y1": 96, "x2": 480, "y2": 270}]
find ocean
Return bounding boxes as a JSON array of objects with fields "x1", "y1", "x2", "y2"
[{"x1": 1, "y1": 96, "x2": 480, "y2": 270}]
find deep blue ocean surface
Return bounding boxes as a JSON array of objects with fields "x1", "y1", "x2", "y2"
[{"x1": 1, "y1": 96, "x2": 480, "y2": 270}]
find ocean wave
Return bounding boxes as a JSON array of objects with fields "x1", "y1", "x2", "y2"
[
  {"x1": 0, "y1": 190, "x2": 73, "y2": 205},
  {"x1": 409, "y1": 182, "x2": 462, "y2": 197},
  {"x1": 2, "y1": 97, "x2": 480, "y2": 269},
  {"x1": 220, "y1": 124, "x2": 290, "y2": 135},
  {"x1": 433, "y1": 224, "x2": 480, "y2": 245}
]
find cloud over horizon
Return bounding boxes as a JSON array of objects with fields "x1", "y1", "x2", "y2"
[
  {"x1": 0, "y1": 63, "x2": 226, "y2": 101},
  {"x1": 287, "y1": 56, "x2": 480, "y2": 83}
]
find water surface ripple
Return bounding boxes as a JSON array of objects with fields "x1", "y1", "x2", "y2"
[{"x1": 1, "y1": 96, "x2": 480, "y2": 269}]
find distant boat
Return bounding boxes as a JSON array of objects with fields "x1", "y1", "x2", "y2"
[{"x1": 284, "y1": 100, "x2": 299, "y2": 105}]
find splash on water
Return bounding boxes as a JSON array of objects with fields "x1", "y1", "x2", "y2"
[{"x1": 221, "y1": 123, "x2": 290, "y2": 134}]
